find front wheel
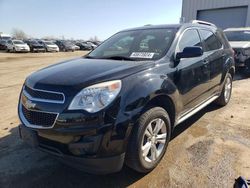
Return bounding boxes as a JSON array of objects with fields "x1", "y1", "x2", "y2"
[
  {"x1": 126, "y1": 107, "x2": 171, "y2": 173},
  {"x1": 215, "y1": 74, "x2": 232, "y2": 106}
]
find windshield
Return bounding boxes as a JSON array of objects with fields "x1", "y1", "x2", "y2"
[
  {"x1": 44, "y1": 41, "x2": 55, "y2": 45},
  {"x1": 63, "y1": 41, "x2": 72, "y2": 45},
  {"x1": 0, "y1": 40, "x2": 7, "y2": 44},
  {"x1": 31, "y1": 40, "x2": 40, "y2": 44},
  {"x1": 224, "y1": 31, "x2": 250, "y2": 41},
  {"x1": 13, "y1": 40, "x2": 25, "y2": 44},
  {"x1": 1, "y1": 36, "x2": 11, "y2": 40},
  {"x1": 88, "y1": 28, "x2": 176, "y2": 61}
]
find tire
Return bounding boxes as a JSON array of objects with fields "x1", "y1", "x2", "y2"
[
  {"x1": 13, "y1": 47, "x2": 16, "y2": 53},
  {"x1": 126, "y1": 107, "x2": 171, "y2": 173},
  {"x1": 215, "y1": 73, "x2": 232, "y2": 106}
]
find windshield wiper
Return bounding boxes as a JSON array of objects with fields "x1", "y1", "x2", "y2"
[
  {"x1": 102, "y1": 56, "x2": 136, "y2": 61},
  {"x1": 84, "y1": 55, "x2": 136, "y2": 61}
]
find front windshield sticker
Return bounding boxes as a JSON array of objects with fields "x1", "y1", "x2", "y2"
[{"x1": 130, "y1": 52, "x2": 155, "y2": 59}]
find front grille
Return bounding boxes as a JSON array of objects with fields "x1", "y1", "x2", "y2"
[
  {"x1": 24, "y1": 86, "x2": 64, "y2": 102},
  {"x1": 22, "y1": 105, "x2": 57, "y2": 127}
]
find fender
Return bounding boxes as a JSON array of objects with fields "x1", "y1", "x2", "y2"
[
  {"x1": 220, "y1": 56, "x2": 235, "y2": 91},
  {"x1": 121, "y1": 72, "x2": 181, "y2": 123}
]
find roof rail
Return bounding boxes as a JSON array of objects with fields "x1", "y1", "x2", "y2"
[{"x1": 190, "y1": 20, "x2": 216, "y2": 27}]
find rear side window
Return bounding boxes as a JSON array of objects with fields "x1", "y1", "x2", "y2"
[
  {"x1": 199, "y1": 30, "x2": 222, "y2": 51},
  {"x1": 178, "y1": 29, "x2": 202, "y2": 52}
]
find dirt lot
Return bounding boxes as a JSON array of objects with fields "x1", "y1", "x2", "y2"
[{"x1": 0, "y1": 51, "x2": 249, "y2": 188}]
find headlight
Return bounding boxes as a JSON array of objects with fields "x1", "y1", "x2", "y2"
[
  {"x1": 244, "y1": 48, "x2": 250, "y2": 56},
  {"x1": 68, "y1": 80, "x2": 121, "y2": 113}
]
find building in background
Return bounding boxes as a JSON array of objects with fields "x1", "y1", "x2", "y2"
[{"x1": 181, "y1": 0, "x2": 250, "y2": 29}]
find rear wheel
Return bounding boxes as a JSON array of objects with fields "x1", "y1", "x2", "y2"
[
  {"x1": 126, "y1": 107, "x2": 171, "y2": 173},
  {"x1": 215, "y1": 74, "x2": 232, "y2": 106}
]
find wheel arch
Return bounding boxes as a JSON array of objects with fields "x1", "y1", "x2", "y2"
[{"x1": 141, "y1": 94, "x2": 176, "y2": 131}]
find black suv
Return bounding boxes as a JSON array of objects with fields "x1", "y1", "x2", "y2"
[
  {"x1": 18, "y1": 21, "x2": 235, "y2": 174},
  {"x1": 55, "y1": 40, "x2": 75, "y2": 52},
  {"x1": 25, "y1": 40, "x2": 46, "y2": 52}
]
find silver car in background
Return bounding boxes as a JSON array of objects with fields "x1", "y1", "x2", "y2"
[{"x1": 224, "y1": 28, "x2": 250, "y2": 72}]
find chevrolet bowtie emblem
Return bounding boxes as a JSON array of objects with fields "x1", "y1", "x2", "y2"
[{"x1": 25, "y1": 100, "x2": 36, "y2": 109}]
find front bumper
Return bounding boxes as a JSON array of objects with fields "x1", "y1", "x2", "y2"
[
  {"x1": 47, "y1": 47, "x2": 59, "y2": 52},
  {"x1": 16, "y1": 48, "x2": 30, "y2": 52},
  {"x1": 18, "y1": 84, "x2": 132, "y2": 174},
  {"x1": 19, "y1": 124, "x2": 125, "y2": 174},
  {"x1": 33, "y1": 48, "x2": 45, "y2": 52}
]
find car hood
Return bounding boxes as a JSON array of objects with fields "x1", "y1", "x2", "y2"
[
  {"x1": 47, "y1": 44, "x2": 58, "y2": 48},
  {"x1": 15, "y1": 44, "x2": 28, "y2": 47},
  {"x1": 25, "y1": 57, "x2": 154, "y2": 93},
  {"x1": 229, "y1": 41, "x2": 250, "y2": 49}
]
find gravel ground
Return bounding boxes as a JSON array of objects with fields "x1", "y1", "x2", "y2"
[{"x1": 0, "y1": 51, "x2": 249, "y2": 188}]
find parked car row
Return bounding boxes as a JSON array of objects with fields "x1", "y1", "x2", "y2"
[{"x1": 0, "y1": 39, "x2": 101, "y2": 53}]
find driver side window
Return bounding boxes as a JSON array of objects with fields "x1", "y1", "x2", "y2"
[{"x1": 178, "y1": 29, "x2": 202, "y2": 52}]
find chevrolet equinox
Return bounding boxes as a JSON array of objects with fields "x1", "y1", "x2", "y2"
[{"x1": 18, "y1": 20, "x2": 235, "y2": 174}]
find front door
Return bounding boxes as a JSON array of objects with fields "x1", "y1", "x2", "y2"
[{"x1": 174, "y1": 29, "x2": 211, "y2": 113}]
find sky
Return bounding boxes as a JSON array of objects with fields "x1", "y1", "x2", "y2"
[{"x1": 0, "y1": 0, "x2": 182, "y2": 40}]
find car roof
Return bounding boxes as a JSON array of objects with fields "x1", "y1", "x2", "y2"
[
  {"x1": 224, "y1": 27, "x2": 250, "y2": 32},
  {"x1": 120, "y1": 23, "x2": 217, "y2": 32}
]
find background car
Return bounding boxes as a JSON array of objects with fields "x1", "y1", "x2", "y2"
[
  {"x1": 55, "y1": 40, "x2": 75, "y2": 52},
  {"x1": 86, "y1": 41, "x2": 97, "y2": 49},
  {"x1": 224, "y1": 28, "x2": 250, "y2": 72},
  {"x1": 24, "y1": 40, "x2": 46, "y2": 52},
  {"x1": 0, "y1": 40, "x2": 7, "y2": 50},
  {"x1": 0, "y1": 33, "x2": 11, "y2": 41},
  {"x1": 75, "y1": 42, "x2": 92, "y2": 50},
  {"x1": 38, "y1": 40, "x2": 59, "y2": 52},
  {"x1": 6, "y1": 40, "x2": 30, "y2": 52},
  {"x1": 72, "y1": 44, "x2": 80, "y2": 50}
]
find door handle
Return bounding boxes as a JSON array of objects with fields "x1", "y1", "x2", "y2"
[{"x1": 203, "y1": 59, "x2": 209, "y2": 65}]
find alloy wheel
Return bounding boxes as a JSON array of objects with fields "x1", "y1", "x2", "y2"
[
  {"x1": 140, "y1": 118, "x2": 167, "y2": 163},
  {"x1": 224, "y1": 77, "x2": 232, "y2": 103}
]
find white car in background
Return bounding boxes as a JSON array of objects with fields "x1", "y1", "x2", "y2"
[
  {"x1": 44, "y1": 41, "x2": 59, "y2": 52},
  {"x1": 6, "y1": 40, "x2": 30, "y2": 52},
  {"x1": 86, "y1": 41, "x2": 97, "y2": 49},
  {"x1": 224, "y1": 28, "x2": 250, "y2": 72}
]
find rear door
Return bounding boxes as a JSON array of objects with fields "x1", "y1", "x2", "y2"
[
  {"x1": 175, "y1": 28, "x2": 210, "y2": 112},
  {"x1": 198, "y1": 29, "x2": 224, "y2": 95}
]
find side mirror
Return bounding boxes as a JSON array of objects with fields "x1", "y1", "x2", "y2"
[{"x1": 176, "y1": 46, "x2": 203, "y2": 60}]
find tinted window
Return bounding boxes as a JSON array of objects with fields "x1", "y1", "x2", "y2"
[
  {"x1": 199, "y1": 30, "x2": 222, "y2": 51},
  {"x1": 178, "y1": 29, "x2": 202, "y2": 52}
]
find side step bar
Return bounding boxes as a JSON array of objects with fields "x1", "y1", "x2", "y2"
[{"x1": 175, "y1": 95, "x2": 219, "y2": 125}]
